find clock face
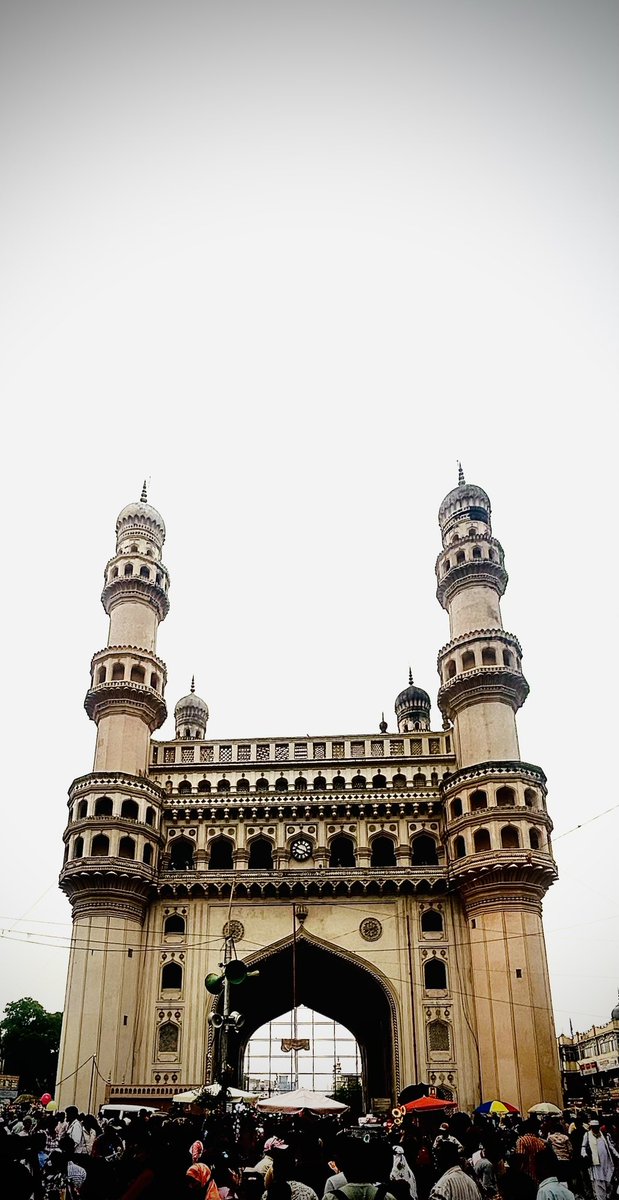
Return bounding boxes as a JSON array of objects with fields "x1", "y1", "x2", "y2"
[{"x1": 291, "y1": 837, "x2": 312, "y2": 862}]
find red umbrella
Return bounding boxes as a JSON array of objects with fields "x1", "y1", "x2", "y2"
[{"x1": 402, "y1": 1096, "x2": 457, "y2": 1113}]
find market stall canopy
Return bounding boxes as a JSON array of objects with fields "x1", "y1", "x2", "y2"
[
  {"x1": 255, "y1": 1087, "x2": 349, "y2": 1114},
  {"x1": 475, "y1": 1100, "x2": 520, "y2": 1115},
  {"x1": 401, "y1": 1096, "x2": 457, "y2": 1113}
]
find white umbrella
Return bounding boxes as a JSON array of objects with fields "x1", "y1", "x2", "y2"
[
  {"x1": 528, "y1": 1102, "x2": 563, "y2": 1115},
  {"x1": 255, "y1": 1087, "x2": 349, "y2": 1114}
]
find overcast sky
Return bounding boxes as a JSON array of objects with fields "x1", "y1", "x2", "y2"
[{"x1": 1, "y1": 1, "x2": 617, "y2": 1050}]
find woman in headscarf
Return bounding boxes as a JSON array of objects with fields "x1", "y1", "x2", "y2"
[
  {"x1": 390, "y1": 1145, "x2": 418, "y2": 1200},
  {"x1": 187, "y1": 1162, "x2": 222, "y2": 1200}
]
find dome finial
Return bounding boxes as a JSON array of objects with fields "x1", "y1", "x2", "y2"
[
  {"x1": 379, "y1": 711, "x2": 388, "y2": 733},
  {"x1": 190, "y1": 676, "x2": 195, "y2": 693},
  {"x1": 408, "y1": 666, "x2": 413, "y2": 685},
  {"x1": 458, "y1": 461, "x2": 465, "y2": 485},
  {"x1": 140, "y1": 480, "x2": 148, "y2": 503}
]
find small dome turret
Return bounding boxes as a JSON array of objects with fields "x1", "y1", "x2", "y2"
[
  {"x1": 116, "y1": 482, "x2": 166, "y2": 550},
  {"x1": 612, "y1": 993, "x2": 619, "y2": 1022},
  {"x1": 395, "y1": 669, "x2": 431, "y2": 732},
  {"x1": 438, "y1": 464, "x2": 491, "y2": 546},
  {"x1": 174, "y1": 678, "x2": 209, "y2": 740}
]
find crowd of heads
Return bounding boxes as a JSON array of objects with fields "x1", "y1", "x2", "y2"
[{"x1": 1, "y1": 1092, "x2": 618, "y2": 1199}]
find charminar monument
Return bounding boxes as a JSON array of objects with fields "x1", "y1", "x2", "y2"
[{"x1": 56, "y1": 471, "x2": 561, "y2": 1114}]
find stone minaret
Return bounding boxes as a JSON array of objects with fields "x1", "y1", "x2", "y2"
[
  {"x1": 56, "y1": 487, "x2": 170, "y2": 1110},
  {"x1": 436, "y1": 468, "x2": 561, "y2": 1111}
]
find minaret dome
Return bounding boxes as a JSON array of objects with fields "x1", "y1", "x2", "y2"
[
  {"x1": 174, "y1": 677, "x2": 209, "y2": 740},
  {"x1": 116, "y1": 482, "x2": 166, "y2": 554},
  {"x1": 395, "y1": 669, "x2": 431, "y2": 732}
]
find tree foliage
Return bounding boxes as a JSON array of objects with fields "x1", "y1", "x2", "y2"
[{"x1": 0, "y1": 997, "x2": 62, "y2": 1094}]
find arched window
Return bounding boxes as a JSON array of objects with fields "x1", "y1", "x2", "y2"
[
  {"x1": 143, "y1": 843, "x2": 153, "y2": 865},
  {"x1": 451, "y1": 798, "x2": 462, "y2": 819},
  {"x1": 456, "y1": 550, "x2": 465, "y2": 564},
  {"x1": 217, "y1": 779, "x2": 230, "y2": 793},
  {"x1": 121, "y1": 799, "x2": 139, "y2": 820},
  {"x1": 164, "y1": 913, "x2": 186, "y2": 935},
  {"x1": 237, "y1": 778, "x2": 250, "y2": 793},
  {"x1": 248, "y1": 837, "x2": 273, "y2": 870},
  {"x1": 313, "y1": 775, "x2": 326, "y2": 792},
  {"x1": 372, "y1": 773, "x2": 387, "y2": 790},
  {"x1": 139, "y1": 565, "x2": 150, "y2": 579},
  {"x1": 124, "y1": 563, "x2": 133, "y2": 577},
  {"x1": 197, "y1": 779, "x2": 212, "y2": 793},
  {"x1": 529, "y1": 828, "x2": 540, "y2": 850},
  {"x1": 119, "y1": 836, "x2": 135, "y2": 859},
  {"x1": 97, "y1": 666, "x2": 106, "y2": 684},
  {"x1": 73, "y1": 836, "x2": 84, "y2": 859},
  {"x1": 161, "y1": 962, "x2": 183, "y2": 991},
  {"x1": 462, "y1": 651, "x2": 476, "y2": 671},
  {"x1": 158, "y1": 1021, "x2": 179, "y2": 1053},
  {"x1": 178, "y1": 780, "x2": 192, "y2": 795},
  {"x1": 411, "y1": 835, "x2": 438, "y2": 866},
  {"x1": 413, "y1": 772, "x2": 427, "y2": 787},
  {"x1": 454, "y1": 835, "x2": 466, "y2": 859},
  {"x1": 294, "y1": 776, "x2": 307, "y2": 791},
  {"x1": 329, "y1": 835, "x2": 356, "y2": 868},
  {"x1": 470, "y1": 790, "x2": 487, "y2": 812},
  {"x1": 351, "y1": 774, "x2": 366, "y2": 790},
  {"x1": 446, "y1": 660, "x2": 457, "y2": 679},
  {"x1": 208, "y1": 837, "x2": 234, "y2": 870},
  {"x1": 424, "y1": 958, "x2": 447, "y2": 990},
  {"x1": 145, "y1": 806, "x2": 156, "y2": 826},
  {"x1": 112, "y1": 566, "x2": 119, "y2": 578},
  {"x1": 78, "y1": 799, "x2": 88, "y2": 820},
  {"x1": 524, "y1": 788, "x2": 536, "y2": 808},
  {"x1": 392, "y1": 772, "x2": 407, "y2": 789},
  {"x1": 95, "y1": 795, "x2": 113, "y2": 817},
  {"x1": 503, "y1": 650, "x2": 513, "y2": 667},
  {"x1": 275, "y1": 776, "x2": 288, "y2": 792},
  {"x1": 332, "y1": 774, "x2": 346, "y2": 790},
  {"x1": 472, "y1": 546, "x2": 482, "y2": 560},
  {"x1": 150, "y1": 673, "x2": 159, "y2": 690},
  {"x1": 501, "y1": 826, "x2": 520, "y2": 849},
  {"x1": 421, "y1": 908, "x2": 444, "y2": 934},
  {"x1": 112, "y1": 663, "x2": 125, "y2": 681},
  {"x1": 256, "y1": 778, "x2": 269, "y2": 792},
  {"x1": 444, "y1": 559, "x2": 451, "y2": 572},
  {"x1": 169, "y1": 838, "x2": 194, "y2": 870},
  {"x1": 370, "y1": 835, "x2": 396, "y2": 867},
  {"x1": 91, "y1": 833, "x2": 109, "y2": 856},
  {"x1": 496, "y1": 786, "x2": 516, "y2": 807},
  {"x1": 428, "y1": 1019, "x2": 450, "y2": 1052},
  {"x1": 481, "y1": 648, "x2": 497, "y2": 666},
  {"x1": 474, "y1": 828, "x2": 491, "y2": 852}
]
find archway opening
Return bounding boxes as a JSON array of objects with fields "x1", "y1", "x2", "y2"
[
  {"x1": 215, "y1": 936, "x2": 396, "y2": 1107},
  {"x1": 243, "y1": 1004, "x2": 362, "y2": 1110}
]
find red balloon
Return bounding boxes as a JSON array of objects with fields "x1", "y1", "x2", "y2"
[{"x1": 40, "y1": 1093, "x2": 52, "y2": 1106}]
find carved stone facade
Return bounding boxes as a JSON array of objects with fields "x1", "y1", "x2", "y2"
[{"x1": 56, "y1": 474, "x2": 562, "y2": 1114}]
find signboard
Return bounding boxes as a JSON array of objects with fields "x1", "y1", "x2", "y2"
[
  {"x1": 372, "y1": 1097, "x2": 392, "y2": 1112},
  {"x1": 596, "y1": 1053, "x2": 619, "y2": 1072},
  {"x1": 579, "y1": 1060, "x2": 598, "y2": 1074}
]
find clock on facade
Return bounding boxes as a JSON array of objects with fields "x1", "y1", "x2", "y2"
[{"x1": 290, "y1": 838, "x2": 313, "y2": 862}]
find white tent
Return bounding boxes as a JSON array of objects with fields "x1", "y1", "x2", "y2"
[
  {"x1": 173, "y1": 1084, "x2": 257, "y2": 1103},
  {"x1": 255, "y1": 1087, "x2": 349, "y2": 1114}
]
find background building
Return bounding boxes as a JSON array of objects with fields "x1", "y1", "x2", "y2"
[
  {"x1": 56, "y1": 474, "x2": 562, "y2": 1114},
  {"x1": 558, "y1": 997, "x2": 619, "y2": 1105}
]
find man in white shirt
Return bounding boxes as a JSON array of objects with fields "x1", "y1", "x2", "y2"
[{"x1": 581, "y1": 1120, "x2": 619, "y2": 1200}]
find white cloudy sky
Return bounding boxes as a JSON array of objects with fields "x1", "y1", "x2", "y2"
[{"x1": 1, "y1": 1, "x2": 617, "y2": 1049}]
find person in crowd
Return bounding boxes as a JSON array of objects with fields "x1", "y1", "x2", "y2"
[
  {"x1": 255, "y1": 1136, "x2": 290, "y2": 1176},
  {"x1": 516, "y1": 1120, "x2": 548, "y2": 1185},
  {"x1": 427, "y1": 1141, "x2": 481, "y2": 1199},
  {"x1": 432, "y1": 1125, "x2": 463, "y2": 1171},
  {"x1": 496, "y1": 1150, "x2": 537, "y2": 1199},
  {"x1": 65, "y1": 1106, "x2": 88, "y2": 1156},
  {"x1": 581, "y1": 1118, "x2": 619, "y2": 1199},
  {"x1": 187, "y1": 1162, "x2": 224, "y2": 1199},
  {"x1": 390, "y1": 1144, "x2": 417, "y2": 1200},
  {"x1": 535, "y1": 1148, "x2": 576, "y2": 1200},
  {"x1": 264, "y1": 1145, "x2": 320, "y2": 1200}
]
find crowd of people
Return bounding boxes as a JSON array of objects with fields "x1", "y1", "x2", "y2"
[{"x1": 1, "y1": 1095, "x2": 618, "y2": 1200}]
